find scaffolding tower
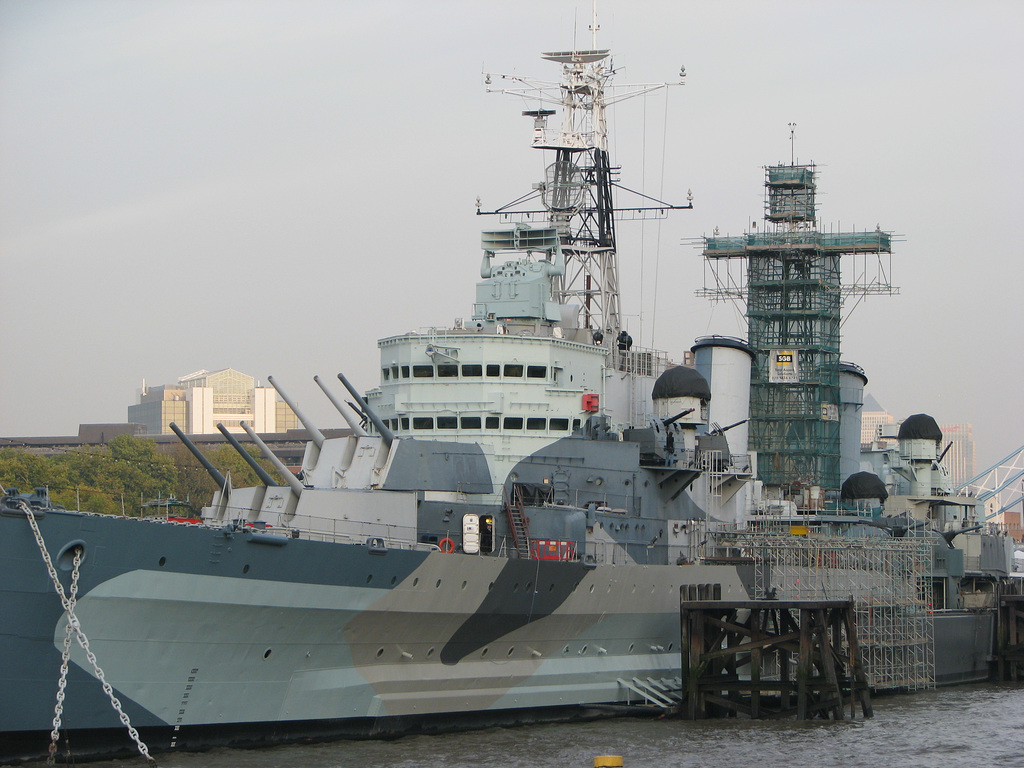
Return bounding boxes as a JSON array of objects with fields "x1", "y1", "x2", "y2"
[
  {"x1": 713, "y1": 529, "x2": 935, "y2": 691},
  {"x1": 700, "y1": 164, "x2": 896, "y2": 495}
]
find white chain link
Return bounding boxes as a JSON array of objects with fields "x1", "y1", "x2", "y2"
[
  {"x1": 48, "y1": 547, "x2": 79, "y2": 765},
  {"x1": 19, "y1": 501, "x2": 157, "y2": 764}
]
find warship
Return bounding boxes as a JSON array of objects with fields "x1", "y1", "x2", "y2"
[{"x1": 1, "y1": 32, "x2": 1015, "y2": 765}]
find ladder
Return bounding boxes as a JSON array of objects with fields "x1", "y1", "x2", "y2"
[{"x1": 504, "y1": 486, "x2": 533, "y2": 560}]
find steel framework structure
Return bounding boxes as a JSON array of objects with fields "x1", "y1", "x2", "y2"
[
  {"x1": 701, "y1": 165, "x2": 896, "y2": 494},
  {"x1": 714, "y1": 530, "x2": 935, "y2": 691}
]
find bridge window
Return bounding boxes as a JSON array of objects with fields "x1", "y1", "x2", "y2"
[
  {"x1": 412, "y1": 365, "x2": 434, "y2": 378},
  {"x1": 527, "y1": 365, "x2": 547, "y2": 379},
  {"x1": 526, "y1": 418, "x2": 546, "y2": 431},
  {"x1": 485, "y1": 416, "x2": 500, "y2": 429},
  {"x1": 437, "y1": 364, "x2": 458, "y2": 378},
  {"x1": 436, "y1": 416, "x2": 458, "y2": 429},
  {"x1": 461, "y1": 364, "x2": 483, "y2": 377},
  {"x1": 486, "y1": 364, "x2": 500, "y2": 377},
  {"x1": 503, "y1": 417, "x2": 524, "y2": 430},
  {"x1": 550, "y1": 418, "x2": 569, "y2": 431},
  {"x1": 503, "y1": 364, "x2": 524, "y2": 377},
  {"x1": 400, "y1": 417, "x2": 410, "y2": 430},
  {"x1": 461, "y1": 416, "x2": 482, "y2": 429},
  {"x1": 413, "y1": 417, "x2": 434, "y2": 430},
  {"x1": 401, "y1": 366, "x2": 410, "y2": 378}
]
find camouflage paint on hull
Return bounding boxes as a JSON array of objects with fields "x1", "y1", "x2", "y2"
[{"x1": 0, "y1": 508, "x2": 749, "y2": 762}]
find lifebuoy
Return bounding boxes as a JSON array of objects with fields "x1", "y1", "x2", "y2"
[{"x1": 439, "y1": 537, "x2": 455, "y2": 553}]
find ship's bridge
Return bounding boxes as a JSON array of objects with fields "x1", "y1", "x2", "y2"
[{"x1": 368, "y1": 330, "x2": 607, "y2": 446}]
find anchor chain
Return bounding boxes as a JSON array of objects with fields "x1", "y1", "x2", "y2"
[
  {"x1": 19, "y1": 501, "x2": 157, "y2": 764},
  {"x1": 48, "y1": 547, "x2": 80, "y2": 764}
]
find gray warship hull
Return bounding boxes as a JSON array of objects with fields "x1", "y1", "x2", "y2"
[{"x1": 1, "y1": 506, "x2": 750, "y2": 763}]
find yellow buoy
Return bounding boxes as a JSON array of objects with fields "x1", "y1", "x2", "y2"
[{"x1": 594, "y1": 757, "x2": 623, "y2": 768}]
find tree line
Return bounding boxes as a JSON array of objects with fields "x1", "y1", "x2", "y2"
[{"x1": 0, "y1": 434, "x2": 279, "y2": 516}]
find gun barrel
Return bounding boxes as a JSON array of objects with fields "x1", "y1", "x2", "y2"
[
  {"x1": 313, "y1": 375, "x2": 368, "y2": 436},
  {"x1": 662, "y1": 408, "x2": 695, "y2": 428},
  {"x1": 941, "y1": 523, "x2": 984, "y2": 546},
  {"x1": 216, "y1": 423, "x2": 280, "y2": 488},
  {"x1": 239, "y1": 422, "x2": 305, "y2": 496},
  {"x1": 169, "y1": 423, "x2": 227, "y2": 489},
  {"x1": 267, "y1": 375, "x2": 324, "y2": 449},
  {"x1": 337, "y1": 372, "x2": 394, "y2": 446},
  {"x1": 712, "y1": 418, "x2": 749, "y2": 435}
]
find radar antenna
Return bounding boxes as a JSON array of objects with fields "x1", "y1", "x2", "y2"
[{"x1": 482, "y1": 40, "x2": 688, "y2": 365}]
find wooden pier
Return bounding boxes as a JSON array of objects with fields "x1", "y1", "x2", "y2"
[
  {"x1": 994, "y1": 594, "x2": 1024, "y2": 681},
  {"x1": 679, "y1": 594, "x2": 872, "y2": 720}
]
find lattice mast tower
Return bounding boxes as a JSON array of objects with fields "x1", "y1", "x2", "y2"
[
  {"x1": 701, "y1": 157, "x2": 897, "y2": 504},
  {"x1": 482, "y1": 12, "x2": 686, "y2": 367}
]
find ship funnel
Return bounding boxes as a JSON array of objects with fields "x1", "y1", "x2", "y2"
[
  {"x1": 337, "y1": 372, "x2": 394, "y2": 447},
  {"x1": 239, "y1": 421, "x2": 304, "y2": 496},
  {"x1": 267, "y1": 375, "x2": 324, "y2": 449},
  {"x1": 169, "y1": 423, "x2": 227, "y2": 490},
  {"x1": 313, "y1": 375, "x2": 368, "y2": 436},
  {"x1": 216, "y1": 423, "x2": 281, "y2": 487}
]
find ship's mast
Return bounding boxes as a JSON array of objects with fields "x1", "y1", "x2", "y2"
[{"x1": 483, "y1": 35, "x2": 686, "y2": 366}]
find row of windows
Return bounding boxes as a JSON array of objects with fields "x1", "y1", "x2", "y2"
[
  {"x1": 383, "y1": 363, "x2": 549, "y2": 381},
  {"x1": 388, "y1": 416, "x2": 581, "y2": 432}
]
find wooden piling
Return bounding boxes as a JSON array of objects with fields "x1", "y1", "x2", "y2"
[
  {"x1": 995, "y1": 595, "x2": 1024, "y2": 682},
  {"x1": 679, "y1": 597, "x2": 872, "y2": 720}
]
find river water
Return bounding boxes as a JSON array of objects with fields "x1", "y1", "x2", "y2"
[{"x1": 32, "y1": 683, "x2": 1024, "y2": 768}]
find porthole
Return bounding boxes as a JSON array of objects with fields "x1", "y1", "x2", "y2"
[
  {"x1": 264, "y1": 649, "x2": 272, "y2": 659},
  {"x1": 628, "y1": 643, "x2": 635, "y2": 652},
  {"x1": 435, "y1": 579, "x2": 442, "y2": 588},
  {"x1": 413, "y1": 577, "x2": 420, "y2": 587},
  {"x1": 158, "y1": 556, "x2": 167, "y2": 567},
  {"x1": 461, "y1": 580, "x2": 467, "y2": 590},
  {"x1": 549, "y1": 583, "x2": 555, "y2": 592},
  {"x1": 426, "y1": 647, "x2": 435, "y2": 658},
  {"x1": 391, "y1": 576, "x2": 397, "y2": 585},
  {"x1": 376, "y1": 648, "x2": 385, "y2": 658},
  {"x1": 488, "y1": 581, "x2": 494, "y2": 591},
  {"x1": 481, "y1": 647, "x2": 489, "y2": 657},
  {"x1": 562, "y1": 645, "x2": 570, "y2": 655},
  {"x1": 366, "y1": 574, "x2": 373, "y2": 584},
  {"x1": 589, "y1": 584, "x2": 595, "y2": 593},
  {"x1": 667, "y1": 643, "x2": 674, "y2": 651},
  {"x1": 507, "y1": 647, "x2": 515, "y2": 656},
  {"x1": 513, "y1": 582, "x2": 519, "y2": 592},
  {"x1": 631, "y1": 584, "x2": 636, "y2": 594},
  {"x1": 525, "y1": 581, "x2": 532, "y2": 592},
  {"x1": 243, "y1": 564, "x2": 250, "y2": 574},
  {"x1": 581, "y1": 645, "x2": 588, "y2": 655}
]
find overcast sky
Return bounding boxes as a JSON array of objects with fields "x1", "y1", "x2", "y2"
[{"x1": 1, "y1": 0, "x2": 1021, "y2": 473}]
